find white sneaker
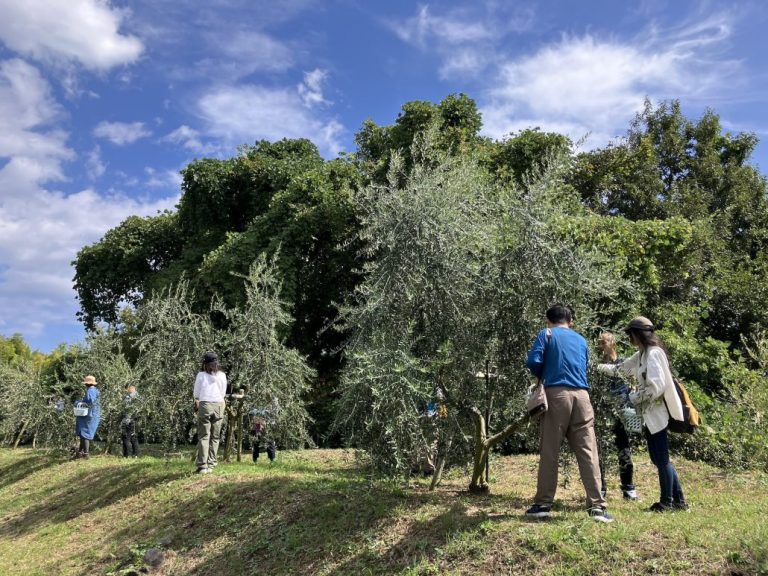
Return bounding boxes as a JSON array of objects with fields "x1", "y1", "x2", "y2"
[{"x1": 623, "y1": 489, "x2": 639, "y2": 501}]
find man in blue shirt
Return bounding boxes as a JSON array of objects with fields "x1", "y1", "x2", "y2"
[{"x1": 524, "y1": 305, "x2": 612, "y2": 522}]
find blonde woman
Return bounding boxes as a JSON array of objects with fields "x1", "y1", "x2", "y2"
[{"x1": 598, "y1": 317, "x2": 688, "y2": 512}]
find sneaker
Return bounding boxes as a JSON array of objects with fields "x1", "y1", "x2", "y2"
[
  {"x1": 622, "y1": 489, "x2": 639, "y2": 501},
  {"x1": 196, "y1": 467, "x2": 211, "y2": 474},
  {"x1": 588, "y1": 507, "x2": 614, "y2": 523},
  {"x1": 524, "y1": 504, "x2": 552, "y2": 519},
  {"x1": 671, "y1": 500, "x2": 690, "y2": 512},
  {"x1": 648, "y1": 501, "x2": 673, "y2": 512}
]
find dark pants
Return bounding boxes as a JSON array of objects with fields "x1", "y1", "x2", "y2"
[
  {"x1": 252, "y1": 436, "x2": 276, "y2": 462},
  {"x1": 644, "y1": 426, "x2": 685, "y2": 505},
  {"x1": 599, "y1": 418, "x2": 635, "y2": 493},
  {"x1": 121, "y1": 419, "x2": 139, "y2": 457}
]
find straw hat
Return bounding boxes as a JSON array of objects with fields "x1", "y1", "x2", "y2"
[{"x1": 82, "y1": 375, "x2": 98, "y2": 385}]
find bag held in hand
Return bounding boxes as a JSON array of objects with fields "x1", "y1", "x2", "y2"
[
  {"x1": 527, "y1": 328, "x2": 552, "y2": 418},
  {"x1": 527, "y1": 380, "x2": 547, "y2": 418}
]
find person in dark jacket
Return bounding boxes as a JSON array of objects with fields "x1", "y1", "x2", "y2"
[{"x1": 121, "y1": 384, "x2": 140, "y2": 458}]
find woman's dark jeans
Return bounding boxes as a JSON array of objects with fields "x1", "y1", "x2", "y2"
[{"x1": 644, "y1": 426, "x2": 685, "y2": 505}]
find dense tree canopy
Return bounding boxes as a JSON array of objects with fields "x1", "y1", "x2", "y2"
[{"x1": 56, "y1": 94, "x2": 768, "y2": 472}]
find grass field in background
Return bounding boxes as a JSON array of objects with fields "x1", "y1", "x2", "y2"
[{"x1": 0, "y1": 447, "x2": 766, "y2": 575}]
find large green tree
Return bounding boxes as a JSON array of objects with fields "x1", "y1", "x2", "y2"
[
  {"x1": 571, "y1": 100, "x2": 768, "y2": 349},
  {"x1": 335, "y1": 129, "x2": 625, "y2": 491}
]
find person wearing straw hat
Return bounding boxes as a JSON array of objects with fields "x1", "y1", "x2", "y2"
[
  {"x1": 597, "y1": 317, "x2": 688, "y2": 512},
  {"x1": 74, "y1": 375, "x2": 101, "y2": 459}
]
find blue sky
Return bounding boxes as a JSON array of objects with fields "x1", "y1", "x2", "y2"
[{"x1": 1, "y1": 0, "x2": 767, "y2": 352}]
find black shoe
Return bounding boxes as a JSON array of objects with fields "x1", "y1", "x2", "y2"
[
  {"x1": 525, "y1": 504, "x2": 552, "y2": 519},
  {"x1": 671, "y1": 500, "x2": 690, "y2": 512},
  {"x1": 648, "y1": 501, "x2": 673, "y2": 512},
  {"x1": 588, "y1": 507, "x2": 614, "y2": 523}
]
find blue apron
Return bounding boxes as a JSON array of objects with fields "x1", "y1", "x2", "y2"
[{"x1": 75, "y1": 386, "x2": 101, "y2": 440}]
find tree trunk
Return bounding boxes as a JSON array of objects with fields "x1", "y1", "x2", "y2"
[
  {"x1": 468, "y1": 408, "x2": 527, "y2": 493},
  {"x1": 223, "y1": 406, "x2": 235, "y2": 462},
  {"x1": 429, "y1": 436, "x2": 452, "y2": 491},
  {"x1": 469, "y1": 408, "x2": 489, "y2": 493},
  {"x1": 13, "y1": 421, "x2": 28, "y2": 448}
]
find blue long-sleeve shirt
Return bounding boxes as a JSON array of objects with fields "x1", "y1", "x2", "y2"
[{"x1": 526, "y1": 327, "x2": 589, "y2": 390}]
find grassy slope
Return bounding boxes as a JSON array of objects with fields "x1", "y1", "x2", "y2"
[{"x1": 0, "y1": 447, "x2": 766, "y2": 576}]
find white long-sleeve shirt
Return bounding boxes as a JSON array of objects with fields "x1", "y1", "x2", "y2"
[
  {"x1": 193, "y1": 371, "x2": 227, "y2": 403},
  {"x1": 597, "y1": 346, "x2": 683, "y2": 434}
]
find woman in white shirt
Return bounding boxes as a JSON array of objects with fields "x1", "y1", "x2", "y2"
[
  {"x1": 598, "y1": 317, "x2": 688, "y2": 512},
  {"x1": 193, "y1": 351, "x2": 227, "y2": 473}
]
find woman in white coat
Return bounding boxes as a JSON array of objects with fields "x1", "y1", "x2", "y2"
[{"x1": 598, "y1": 317, "x2": 688, "y2": 512}]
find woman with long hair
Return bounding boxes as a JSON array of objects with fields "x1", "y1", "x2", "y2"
[
  {"x1": 193, "y1": 351, "x2": 227, "y2": 474},
  {"x1": 598, "y1": 317, "x2": 688, "y2": 512}
]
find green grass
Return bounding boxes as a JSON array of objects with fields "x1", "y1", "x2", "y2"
[{"x1": 0, "y1": 447, "x2": 766, "y2": 575}]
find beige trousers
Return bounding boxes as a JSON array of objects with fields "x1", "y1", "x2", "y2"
[
  {"x1": 196, "y1": 401, "x2": 225, "y2": 469},
  {"x1": 534, "y1": 387, "x2": 606, "y2": 509}
]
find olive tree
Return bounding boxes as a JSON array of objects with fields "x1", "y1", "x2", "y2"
[
  {"x1": 0, "y1": 359, "x2": 55, "y2": 448},
  {"x1": 336, "y1": 130, "x2": 625, "y2": 491},
  {"x1": 133, "y1": 257, "x2": 313, "y2": 452},
  {"x1": 217, "y1": 256, "x2": 314, "y2": 450},
  {"x1": 54, "y1": 332, "x2": 139, "y2": 453}
]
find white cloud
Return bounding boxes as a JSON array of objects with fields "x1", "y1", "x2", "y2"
[
  {"x1": 0, "y1": 59, "x2": 71, "y2": 182},
  {"x1": 388, "y1": 3, "x2": 535, "y2": 79},
  {"x1": 93, "y1": 121, "x2": 151, "y2": 145},
  {"x1": 480, "y1": 13, "x2": 741, "y2": 145},
  {"x1": 85, "y1": 145, "x2": 105, "y2": 179},
  {"x1": 198, "y1": 83, "x2": 345, "y2": 156},
  {"x1": 162, "y1": 125, "x2": 213, "y2": 153},
  {"x1": 0, "y1": 0, "x2": 143, "y2": 71},
  {"x1": 144, "y1": 166, "x2": 182, "y2": 190},
  {"x1": 0, "y1": 57, "x2": 175, "y2": 347},
  {"x1": 393, "y1": 5, "x2": 496, "y2": 47},
  {"x1": 218, "y1": 31, "x2": 293, "y2": 73},
  {"x1": 187, "y1": 31, "x2": 294, "y2": 83},
  {"x1": 298, "y1": 68, "x2": 330, "y2": 107}
]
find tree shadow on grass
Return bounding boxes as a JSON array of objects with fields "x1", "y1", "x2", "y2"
[
  {"x1": 0, "y1": 460, "x2": 185, "y2": 538},
  {"x1": 93, "y1": 472, "x2": 537, "y2": 576},
  {"x1": 0, "y1": 450, "x2": 67, "y2": 490}
]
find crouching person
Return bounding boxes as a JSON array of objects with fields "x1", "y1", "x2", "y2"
[{"x1": 249, "y1": 410, "x2": 276, "y2": 463}]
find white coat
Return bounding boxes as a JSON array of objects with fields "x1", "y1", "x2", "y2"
[{"x1": 598, "y1": 346, "x2": 683, "y2": 434}]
